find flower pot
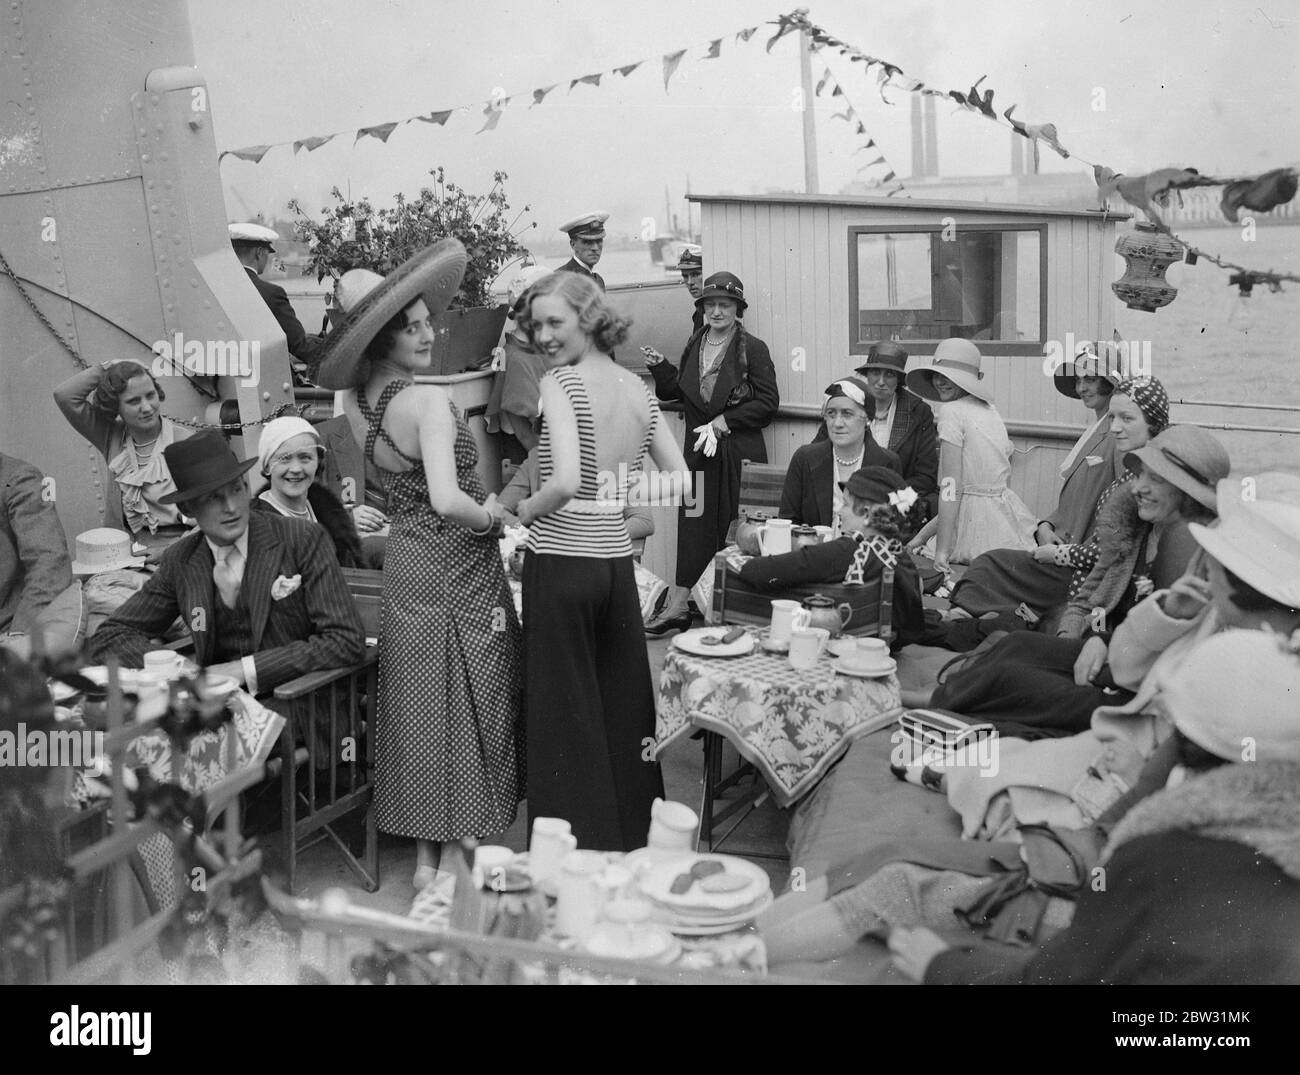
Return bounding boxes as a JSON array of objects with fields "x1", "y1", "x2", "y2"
[{"x1": 427, "y1": 305, "x2": 509, "y2": 376}]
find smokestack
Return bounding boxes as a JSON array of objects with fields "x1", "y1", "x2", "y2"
[
  {"x1": 911, "y1": 95, "x2": 924, "y2": 178},
  {"x1": 923, "y1": 94, "x2": 938, "y2": 177}
]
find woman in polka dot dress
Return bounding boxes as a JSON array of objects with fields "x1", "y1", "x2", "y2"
[{"x1": 332, "y1": 258, "x2": 524, "y2": 890}]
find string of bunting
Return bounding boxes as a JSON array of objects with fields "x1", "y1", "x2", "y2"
[
  {"x1": 814, "y1": 63, "x2": 905, "y2": 196},
  {"x1": 219, "y1": 23, "x2": 770, "y2": 165},
  {"x1": 218, "y1": 8, "x2": 1298, "y2": 294},
  {"x1": 775, "y1": 8, "x2": 1300, "y2": 293}
]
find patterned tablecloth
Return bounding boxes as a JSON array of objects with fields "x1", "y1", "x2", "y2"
[
  {"x1": 656, "y1": 646, "x2": 901, "y2": 808},
  {"x1": 125, "y1": 690, "x2": 286, "y2": 795}
]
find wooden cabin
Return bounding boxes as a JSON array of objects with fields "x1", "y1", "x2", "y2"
[{"x1": 634, "y1": 193, "x2": 1129, "y2": 586}]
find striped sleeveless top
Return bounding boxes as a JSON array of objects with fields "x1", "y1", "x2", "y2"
[{"x1": 527, "y1": 365, "x2": 660, "y2": 559}]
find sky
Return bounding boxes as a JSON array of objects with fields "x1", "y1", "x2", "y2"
[{"x1": 188, "y1": 0, "x2": 1300, "y2": 241}]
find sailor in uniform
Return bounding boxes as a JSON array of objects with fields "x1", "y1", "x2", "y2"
[
  {"x1": 229, "y1": 222, "x2": 321, "y2": 378},
  {"x1": 556, "y1": 212, "x2": 608, "y2": 291},
  {"x1": 676, "y1": 244, "x2": 704, "y2": 334}
]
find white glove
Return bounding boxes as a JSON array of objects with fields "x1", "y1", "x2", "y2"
[{"x1": 692, "y1": 422, "x2": 718, "y2": 458}]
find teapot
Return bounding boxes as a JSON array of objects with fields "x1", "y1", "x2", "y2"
[
  {"x1": 801, "y1": 594, "x2": 853, "y2": 638},
  {"x1": 735, "y1": 511, "x2": 769, "y2": 557},
  {"x1": 791, "y1": 525, "x2": 820, "y2": 550}
]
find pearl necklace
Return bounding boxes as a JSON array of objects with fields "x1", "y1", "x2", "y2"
[
  {"x1": 268, "y1": 493, "x2": 310, "y2": 518},
  {"x1": 834, "y1": 448, "x2": 864, "y2": 468}
]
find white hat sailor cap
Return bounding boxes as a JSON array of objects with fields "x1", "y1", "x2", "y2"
[
  {"x1": 560, "y1": 212, "x2": 608, "y2": 239},
  {"x1": 228, "y1": 222, "x2": 280, "y2": 246}
]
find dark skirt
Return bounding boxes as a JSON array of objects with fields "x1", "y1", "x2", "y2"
[
  {"x1": 948, "y1": 549, "x2": 1072, "y2": 618},
  {"x1": 522, "y1": 552, "x2": 665, "y2": 851},
  {"x1": 930, "y1": 632, "x2": 1132, "y2": 740},
  {"x1": 674, "y1": 447, "x2": 743, "y2": 587}
]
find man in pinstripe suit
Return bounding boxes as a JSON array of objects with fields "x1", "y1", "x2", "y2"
[{"x1": 89, "y1": 432, "x2": 365, "y2": 694}]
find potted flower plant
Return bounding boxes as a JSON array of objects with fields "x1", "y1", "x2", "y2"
[{"x1": 289, "y1": 168, "x2": 533, "y2": 375}]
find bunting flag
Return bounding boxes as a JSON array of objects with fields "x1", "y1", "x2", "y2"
[
  {"x1": 570, "y1": 73, "x2": 602, "y2": 90},
  {"x1": 766, "y1": 12, "x2": 801, "y2": 53},
  {"x1": 704, "y1": 38, "x2": 722, "y2": 59},
  {"x1": 736, "y1": 27, "x2": 758, "y2": 42},
  {"x1": 417, "y1": 110, "x2": 454, "y2": 125},
  {"x1": 855, "y1": 121, "x2": 867, "y2": 135},
  {"x1": 355, "y1": 122, "x2": 399, "y2": 145},
  {"x1": 532, "y1": 86, "x2": 556, "y2": 106},
  {"x1": 663, "y1": 49, "x2": 687, "y2": 90},
  {"x1": 219, "y1": 145, "x2": 273, "y2": 164},
  {"x1": 477, "y1": 101, "x2": 505, "y2": 134},
  {"x1": 831, "y1": 109, "x2": 853, "y2": 122},
  {"x1": 615, "y1": 62, "x2": 642, "y2": 77},
  {"x1": 815, "y1": 68, "x2": 831, "y2": 96},
  {"x1": 831, "y1": 84, "x2": 843, "y2": 97},
  {"x1": 881, "y1": 171, "x2": 896, "y2": 182},
  {"x1": 293, "y1": 135, "x2": 334, "y2": 154}
]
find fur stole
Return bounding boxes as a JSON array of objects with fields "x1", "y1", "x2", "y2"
[{"x1": 1105, "y1": 760, "x2": 1300, "y2": 882}]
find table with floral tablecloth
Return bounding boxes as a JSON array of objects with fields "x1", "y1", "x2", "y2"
[{"x1": 655, "y1": 646, "x2": 901, "y2": 808}]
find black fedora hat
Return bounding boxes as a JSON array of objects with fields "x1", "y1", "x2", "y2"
[
  {"x1": 158, "y1": 431, "x2": 258, "y2": 505},
  {"x1": 694, "y1": 271, "x2": 747, "y2": 313}
]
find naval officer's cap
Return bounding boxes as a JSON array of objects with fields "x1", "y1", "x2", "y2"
[
  {"x1": 228, "y1": 222, "x2": 279, "y2": 248},
  {"x1": 560, "y1": 212, "x2": 609, "y2": 240}
]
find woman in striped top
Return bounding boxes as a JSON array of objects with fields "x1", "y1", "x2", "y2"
[{"x1": 516, "y1": 272, "x2": 689, "y2": 851}]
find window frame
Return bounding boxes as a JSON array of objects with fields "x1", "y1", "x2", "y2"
[{"x1": 847, "y1": 222, "x2": 1049, "y2": 357}]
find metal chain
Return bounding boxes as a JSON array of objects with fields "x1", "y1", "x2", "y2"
[{"x1": 1, "y1": 245, "x2": 295, "y2": 432}]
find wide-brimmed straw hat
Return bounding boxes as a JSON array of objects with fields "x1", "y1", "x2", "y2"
[
  {"x1": 70, "y1": 528, "x2": 145, "y2": 575},
  {"x1": 1161, "y1": 629, "x2": 1300, "y2": 762},
  {"x1": 854, "y1": 341, "x2": 909, "y2": 377},
  {"x1": 158, "y1": 431, "x2": 258, "y2": 505},
  {"x1": 312, "y1": 239, "x2": 468, "y2": 390},
  {"x1": 1123, "y1": 426, "x2": 1231, "y2": 512},
  {"x1": 905, "y1": 338, "x2": 994, "y2": 405},
  {"x1": 1189, "y1": 472, "x2": 1300, "y2": 609},
  {"x1": 1053, "y1": 342, "x2": 1124, "y2": 400},
  {"x1": 694, "y1": 271, "x2": 747, "y2": 314}
]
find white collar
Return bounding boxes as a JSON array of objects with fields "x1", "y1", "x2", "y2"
[{"x1": 205, "y1": 529, "x2": 249, "y2": 564}]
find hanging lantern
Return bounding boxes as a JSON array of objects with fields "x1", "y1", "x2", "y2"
[{"x1": 1111, "y1": 221, "x2": 1185, "y2": 312}]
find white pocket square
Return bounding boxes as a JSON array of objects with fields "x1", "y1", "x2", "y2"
[
  {"x1": 271, "y1": 574, "x2": 302, "y2": 600},
  {"x1": 1085, "y1": 455, "x2": 1104, "y2": 466}
]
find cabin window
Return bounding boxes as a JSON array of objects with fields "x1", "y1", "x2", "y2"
[{"x1": 849, "y1": 224, "x2": 1046, "y2": 356}]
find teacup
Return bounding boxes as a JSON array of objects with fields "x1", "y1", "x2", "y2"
[
  {"x1": 474, "y1": 844, "x2": 515, "y2": 891},
  {"x1": 769, "y1": 599, "x2": 811, "y2": 643},
  {"x1": 788, "y1": 626, "x2": 830, "y2": 670},
  {"x1": 856, "y1": 638, "x2": 890, "y2": 660},
  {"x1": 529, "y1": 817, "x2": 577, "y2": 887},
  {"x1": 839, "y1": 644, "x2": 892, "y2": 674},
  {"x1": 144, "y1": 649, "x2": 182, "y2": 678},
  {"x1": 647, "y1": 798, "x2": 697, "y2": 856},
  {"x1": 812, "y1": 525, "x2": 833, "y2": 543}
]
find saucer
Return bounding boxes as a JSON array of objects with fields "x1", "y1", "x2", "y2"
[
  {"x1": 833, "y1": 656, "x2": 896, "y2": 678},
  {"x1": 756, "y1": 629, "x2": 790, "y2": 654}
]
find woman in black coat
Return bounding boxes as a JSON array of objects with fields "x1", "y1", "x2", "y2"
[
  {"x1": 643, "y1": 272, "x2": 779, "y2": 634},
  {"x1": 781, "y1": 377, "x2": 901, "y2": 527},
  {"x1": 814, "y1": 342, "x2": 938, "y2": 517}
]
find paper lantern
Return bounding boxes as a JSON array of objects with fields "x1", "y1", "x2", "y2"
[{"x1": 1112, "y1": 222, "x2": 1185, "y2": 312}]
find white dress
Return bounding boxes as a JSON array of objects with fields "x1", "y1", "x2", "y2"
[{"x1": 937, "y1": 396, "x2": 1036, "y2": 562}]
